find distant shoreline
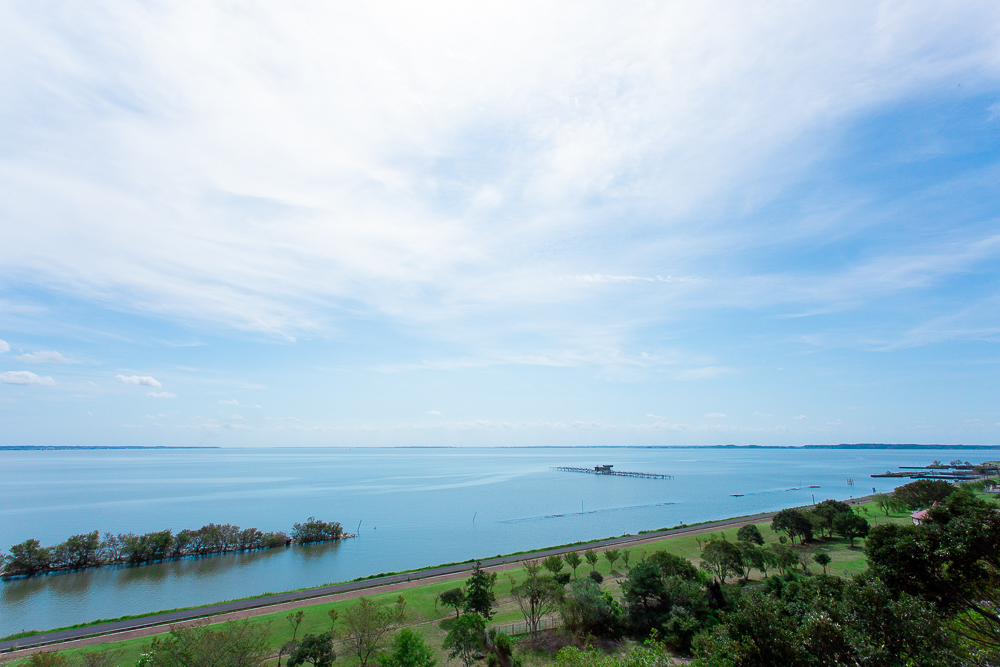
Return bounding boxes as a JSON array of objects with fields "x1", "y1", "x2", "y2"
[{"x1": 2, "y1": 444, "x2": 997, "y2": 451}]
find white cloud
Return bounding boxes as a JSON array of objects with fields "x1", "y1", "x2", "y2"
[
  {"x1": 15, "y1": 350, "x2": 75, "y2": 364},
  {"x1": 0, "y1": 1, "x2": 995, "y2": 349},
  {"x1": 705, "y1": 413, "x2": 727, "y2": 419},
  {"x1": 116, "y1": 374, "x2": 162, "y2": 387},
  {"x1": 0, "y1": 339, "x2": 8, "y2": 353},
  {"x1": 792, "y1": 415, "x2": 807, "y2": 420},
  {"x1": 754, "y1": 412, "x2": 774, "y2": 417},
  {"x1": 0, "y1": 370, "x2": 56, "y2": 386},
  {"x1": 230, "y1": 413, "x2": 243, "y2": 419},
  {"x1": 426, "y1": 410, "x2": 441, "y2": 415},
  {"x1": 146, "y1": 391, "x2": 176, "y2": 398},
  {"x1": 647, "y1": 413, "x2": 666, "y2": 420},
  {"x1": 220, "y1": 399, "x2": 261, "y2": 407},
  {"x1": 673, "y1": 366, "x2": 735, "y2": 381}
]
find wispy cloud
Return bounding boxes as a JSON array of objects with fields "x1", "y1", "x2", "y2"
[
  {"x1": 0, "y1": 370, "x2": 56, "y2": 386},
  {"x1": 116, "y1": 374, "x2": 161, "y2": 387},
  {"x1": 147, "y1": 392, "x2": 176, "y2": 398},
  {"x1": 705, "y1": 413, "x2": 727, "y2": 419},
  {"x1": 0, "y1": 340, "x2": 8, "y2": 353},
  {"x1": 15, "y1": 350, "x2": 75, "y2": 364},
  {"x1": 427, "y1": 410, "x2": 441, "y2": 415}
]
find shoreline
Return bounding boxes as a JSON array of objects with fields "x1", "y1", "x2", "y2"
[{"x1": 0, "y1": 496, "x2": 872, "y2": 656}]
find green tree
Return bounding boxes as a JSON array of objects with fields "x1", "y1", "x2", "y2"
[
  {"x1": 542, "y1": 554, "x2": 564, "y2": 577},
  {"x1": 4, "y1": 539, "x2": 52, "y2": 576},
  {"x1": 439, "y1": 587, "x2": 466, "y2": 619},
  {"x1": 866, "y1": 490, "x2": 1000, "y2": 652},
  {"x1": 464, "y1": 561, "x2": 497, "y2": 619},
  {"x1": 443, "y1": 613, "x2": 486, "y2": 667},
  {"x1": 483, "y1": 629, "x2": 520, "y2": 667},
  {"x1": 52, "y1": 531, "x2": 101, "y2": 569},
  {"x1": 584, "y1": 549, "x2": 599, "y2": 571},
  {"x1": 603, "y1": 549, "x2": 620, "y2": 572},
  {"x1": 564, "y1": 552, "x2": 582, "y2": 578},
  {"x1": 892, "y1": 479, "x2": 955, "y2": 510},
  {"x1": 560, "y1": 579, "x2": 624, "y2": 639},
  {"x1": 377, "y1": 629, "x2": 435, "y2": 667},
  {"x1": 700, "y1": 539, "x2": 741, "y2": 584},
  {"x1": 832, "y1": 512, "x2": 870, "y2": 547},
  {"x1": 812, "y1": 552, "x2": 832, "y2": 575},
  {"x1": 647, "y1": 550, "x2": 699, "y2": 580},
  {"x1": 620, "y1": 550, "x2": 631, "y2": 569},
  {"x1": 288, "y1": 610, "x2": 306, "y2": 642},
  {"x1": 509, "y1": 560, "x2": 564, "y2": 637},
  {"x1": 770, "y1": 508, "x2": 813, "y2": 545},
  {"x1": 28, "y1": 652, "x2": 68, "y2": 667},
  {"x1": 288, "y1": 633, "x2": 335, "y2": 667},
  {"x1": 736, "y1": 524, "x2": 764, "y2": 546},
  {"x1": 341, "y1": 596, "x2": 406, "y2": 666},
  {"x1": 146, "y1": 619, "x2": 271, "y2": 667}
]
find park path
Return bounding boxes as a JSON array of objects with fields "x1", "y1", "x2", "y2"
[{"x1": 1, "y1": 497, "x2": 872, "y2": 659}]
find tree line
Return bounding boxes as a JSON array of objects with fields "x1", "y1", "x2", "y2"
[{"x1": 1, "y1": 516, "x2": 346, "y2": 578}]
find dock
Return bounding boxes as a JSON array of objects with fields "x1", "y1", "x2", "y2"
[
  {"x1": 871, "y1": 462, "x2": 998, "y2": 481},
  {"x1": 551, "y1": 464, "x2": 673, "y2": 479}
]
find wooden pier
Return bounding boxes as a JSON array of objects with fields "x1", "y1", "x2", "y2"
[{"x1": 551, "y1": 465, "x2": 672, "y2": 479}]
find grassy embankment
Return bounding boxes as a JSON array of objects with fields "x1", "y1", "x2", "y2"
[{"x1": 3, "y1": 499, "x2": 920, "y2": 667}]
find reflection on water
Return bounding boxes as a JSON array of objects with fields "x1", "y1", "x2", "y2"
[{"x1": 0, "y1": 446, "x2": 951, "y2": 635}]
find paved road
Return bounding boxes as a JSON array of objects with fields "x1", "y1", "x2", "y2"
[{"x1": 0, "y1": 497, "x2": 872, "y2": 655}]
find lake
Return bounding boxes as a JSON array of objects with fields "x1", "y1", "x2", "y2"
[{"x1": 0, "y1": 446, "x2": 977, "y2": 636}]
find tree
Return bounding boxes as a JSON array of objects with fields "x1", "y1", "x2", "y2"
[
  {"x1": 439, "y1": 587, "x2": 466, "y2": 619},
  {"x1": 377, "y1": 629, "x2": 435, "y2": 667},
  {"x1": 443, "y1": 613, "x2": 485, "y2": 667},
  {"x1": 768, "y1": 543, "x2": 798, "y2": 578},
  {"x1": 866, "y1": 490, "x2": 1000, "y2": 651},
  {"x1": 873, "y1": 493, "x2": 899, "y2": 516},
  {"x1": 288, "y1": 610, "x2": 306, "y2": 642},
  {"x1": 52, "y1": 531, "x2": 101, "y2": 569},
  {"x1": 509, "y1": 561, "x2": 563, "y2": 637},
  {"x1": 560, "y1": 579, "x2": 624, "y2": 639},
  {"x1": 146, "y1": 619, "x2": 271, "y2": 667},
  {"x1": 288, "y1": 633, "x2": 336, "y2": 667},
  {"x1": 4, "y1": 539, "x2": 53, "y2": 576},
  {"x1": 812, "y1": 500, "x2": 853, "y2": 538},
  {"x1": 893, "y1": 479, "x2": 955, "y2": 510},
  {"x1": 28, "y1": 652, "x2": 68, "y2": 667},
  {"x1": 341, "y1": 596, "x2": 406, "y2": 666},
  {"x1": 647, "y1": 550, "x2": 699, "y2": 580},
  {"x1": 770, "y1": 508, "x2": 813, "y2": 545},
  {"x1": 603, "y1": 549, "x2": 620, "y2": 572},
  {"x1": 464, "y1": 561, "x2": 497, "y2": 619},
  {"x1": 620, "y1": 550, "x2": 631, "y2": 569},
  {"x1": 542, "y1": 554, "x2": 564, "y2": 577},
  {"x1": 736, "y1": 524, "x2": 764, "y2": 546},
  {"x1": 78, "y1": 646, "x2": 123, "y2": 667},
  {"x1": 483, "y1": 629, "x2": 520, "y2": 667},
  {"x1": 564, "y1": 552, "x2": 582, "y2": 578},
  {"x1": 700, "y1": 539, "x2": 741, "y2": 584},
  {"x1": 584, "y1": 549, "x2": 599, "y2": 571},
  {"x1": 812, "y1": 553, "x2": 831, "y2": 575},
  {"x1": 621, "y1": 560, "x2": 667, "y2": 618},
  {"x1": 291, "y1": 517, "x2": 343, "y2": 544},
  {"x1": 832, "y1": 512, "x2": 870, "y2": 547}
]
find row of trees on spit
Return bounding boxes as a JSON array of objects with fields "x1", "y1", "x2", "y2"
[{"x1": 1, "y1": 516, "x2": 345, "y2": 578}]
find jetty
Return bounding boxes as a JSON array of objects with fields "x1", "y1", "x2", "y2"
[
  {"x1": 871, "y1": 462, "x2": 998, "y2": 481},
  {"x1": 551, "y1": 464, "x2": 672, "y2": 479}
]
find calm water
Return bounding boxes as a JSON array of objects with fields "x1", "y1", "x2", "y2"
[{"x1": 0, "y1": 446, "x2": 973, "y2": 635}]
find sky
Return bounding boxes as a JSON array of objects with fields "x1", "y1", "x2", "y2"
[{"x1": 0, "y1": 1, "x2": 999, "y2": 447}]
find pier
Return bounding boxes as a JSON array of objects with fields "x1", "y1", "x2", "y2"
[
  {"x1": 871, "y1": 462, "x2": 998, "y2": 481},
  {"x1": 551, "y1": 464, "x2": 673, "y2": 479}
]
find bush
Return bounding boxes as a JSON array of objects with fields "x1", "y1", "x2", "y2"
[{"x1": 588, "y1": 570, "x2": 604, "y2": 584}]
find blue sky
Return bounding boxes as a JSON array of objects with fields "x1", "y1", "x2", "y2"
[{"x1": 1, "y1": 2, "x2": 998, "y2": 447}]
